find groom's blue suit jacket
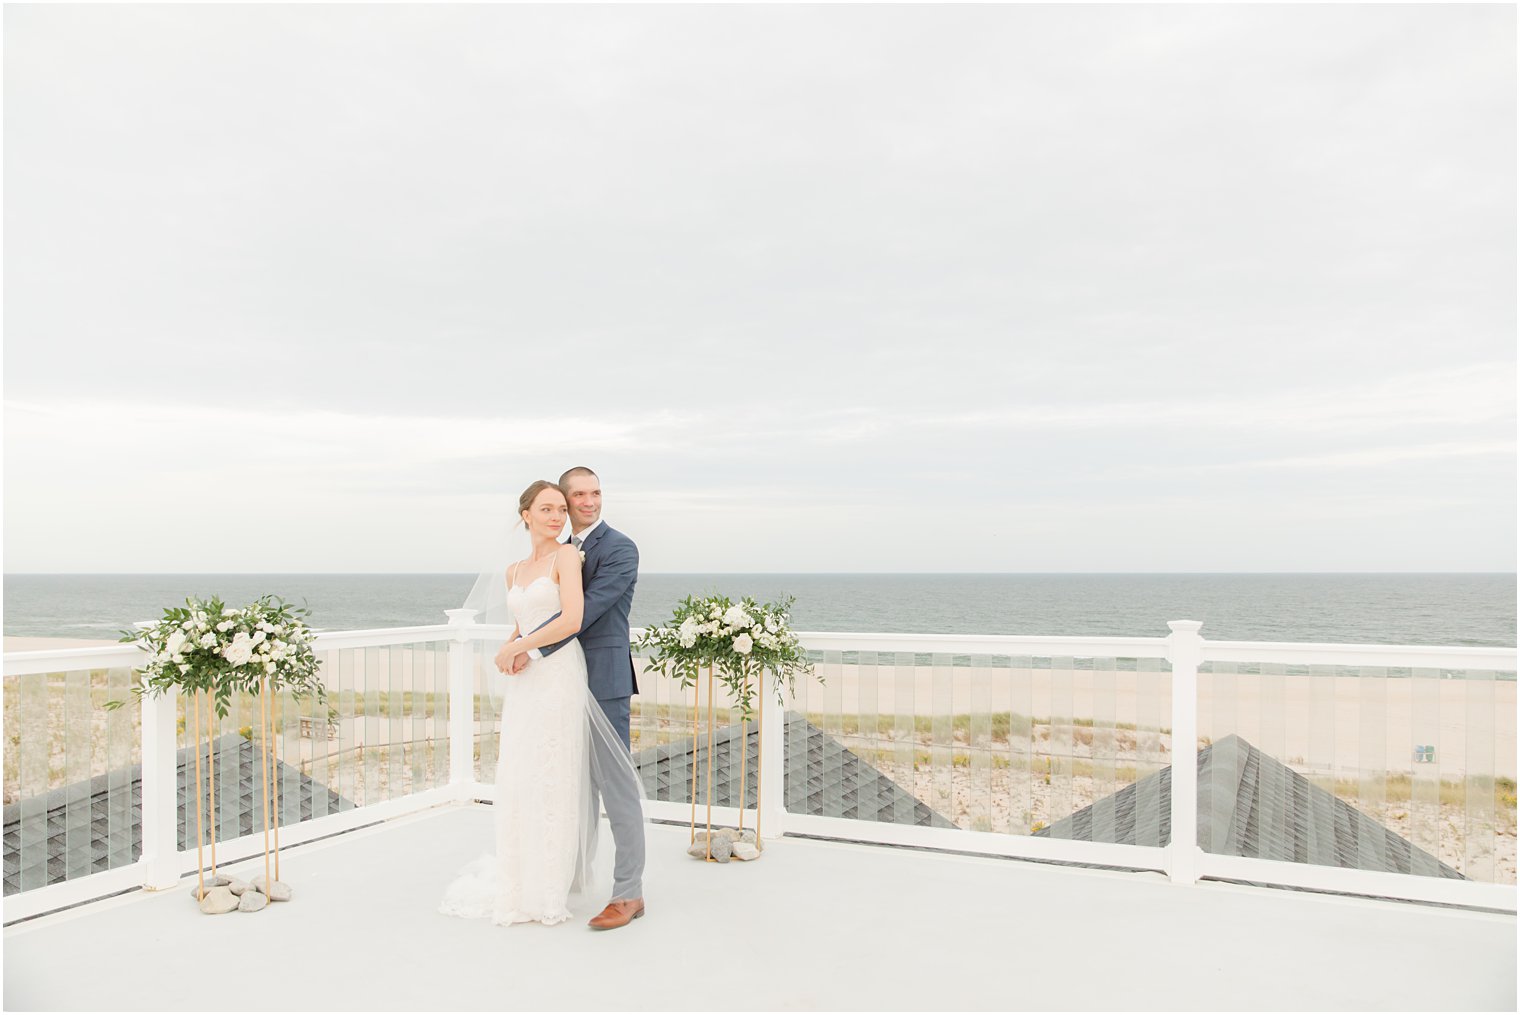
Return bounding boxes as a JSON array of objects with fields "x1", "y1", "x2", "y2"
[{"x1": 540, "y1": 522, "x2": 639, "y2": 702}]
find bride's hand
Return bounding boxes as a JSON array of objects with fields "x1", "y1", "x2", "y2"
[{"x1": 494, "y1": 640, "x2": 520, "y2": 674}]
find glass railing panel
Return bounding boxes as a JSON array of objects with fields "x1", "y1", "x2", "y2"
[
  {"x1": 3, "y1": 664, "x2": 143, "y2": 895},
  {"x1": 1132, "y1": 659, "x2": 1169, "y2": 848},
  {"x1": 176, "y1": 641, "x2": 451, "y2": 855},
  {"x1": 1198, "y1": 661, "x2": 1516, "y2": 885},
  {"x1": 889, "y1": 651, "x2": 916, "y2": 825},
  {"x1": 1464, "y1": 668, "x2": 1498, "y2": 883},
  {"x1": 774, "y1": 646, "x2": 1172, "y2": 846},
  {"x1": 966, "y1": 655, "x2": 993, "y2": 833},
  {"x1": 474, "y1": 641, "x2": 500, "y2": 784},
  {"x1": 1089, "y1": 660, "x2": 1118, "y2": 845},
  {"x1": 12, "y1": 671, "x2": 50, "y2": 894},
  {"x1": 1043, "y1": 657, "x2": 1076, "y2": 839}
]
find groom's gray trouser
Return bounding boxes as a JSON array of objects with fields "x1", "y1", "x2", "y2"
[{"x1": 592, "y1": 694, "x2": 645, "y2": 900}]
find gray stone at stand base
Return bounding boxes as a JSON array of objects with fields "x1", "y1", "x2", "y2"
[
  {"x1": 251, "y1": 874, "x2": 292, "y2": 902},
  {"x1": 188, "y1": 877, "x2": 231, "y2": 901},
  {"x1": 198, "y1": 886, "x2": 238, "y2": 915},
  {"x1": 237, "y1": 890, "x2": 268, "y2": 913},
  {"x1": 732, "y1": 842, "x2": 760, "y2": 861},
  {"x1": 686, "y1": 833, "x2": 734, "y2": 862}
]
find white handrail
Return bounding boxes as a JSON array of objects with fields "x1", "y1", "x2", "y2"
[
  {"x1": 3, "y1": 643, "x2": 144, "y2": 676},
  {"x1": 1201, "y1": 639, "x2": 1516, "y2": 671}
]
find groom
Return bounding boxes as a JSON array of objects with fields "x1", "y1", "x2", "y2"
[{"x1": 509, "y1": 466, "x2": 647, "y2": 930}]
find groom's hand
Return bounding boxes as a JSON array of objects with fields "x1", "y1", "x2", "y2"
[{"x1": 508, "y1": 652, "x2": 531, "y2": 674}]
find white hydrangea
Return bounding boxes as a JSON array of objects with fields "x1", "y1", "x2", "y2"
[
  {"x1": 722, "y1": 605, "x2": 751, "y2": 629},
  {"x1": 678, "y1": 617, "x2": 700, "y2": 649},
  {"x1": 198, "y1": 632, "x2": 218, "y2": 649}
]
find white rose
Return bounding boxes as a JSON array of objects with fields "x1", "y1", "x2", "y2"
[
  {"x1": 215, "y1": 621, "x2": 233, "y2": 632},
  {"x1": 165, "y1": 631, "x2": 188, "y2": 655},
  {"x1": 223, "y1": 607, "x2": 237, "y2": 617},
  {"x1": 732, "y1": 633, "x2": 753, "y2": 655},
  {"x1": 180, "y1": 620, "x2": 194, "y2": 630},
  {"x1": 198, "y1": 633, "x2": 217, "y2": 648},
  {"x1": 251, "y1": 630, "x2": 267, "y2": 644},
  {"x1": 224, "y1": 632, "x2": 254, "y2": 667}
]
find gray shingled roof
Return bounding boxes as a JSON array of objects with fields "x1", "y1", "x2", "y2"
[
  {"x1": 1034, "y1": 733, "x2": 1464, "y2": 881},
  {"x1": 3, "y1": 734, "x2": 350, "y2": 895},
  {"x1": 633, "y1": 711, "x2": 955, "y2": 828}
]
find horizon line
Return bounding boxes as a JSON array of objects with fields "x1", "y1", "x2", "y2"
[{"x1": 5, "y1": 570, "x2": 1516, "y2": 578}]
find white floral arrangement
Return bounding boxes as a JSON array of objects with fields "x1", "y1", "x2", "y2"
[
  {"x1": 636, "y1": 594, "x2": 813, "y2": 719},
  {"x1": 109, "y1": 595, "x2": 325, "y2": 718}
]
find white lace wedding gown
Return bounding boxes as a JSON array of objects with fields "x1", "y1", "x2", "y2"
[{"x1": 439, "y1": 577, "x2": 592, "y2": 926}]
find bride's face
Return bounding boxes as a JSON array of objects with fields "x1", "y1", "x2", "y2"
[{"x1": 522, "y1": 489, "x2": 568, "y2": 541}]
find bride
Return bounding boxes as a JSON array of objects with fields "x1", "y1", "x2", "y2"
[{"x1": 439, "y1": 479, "x2": 633, "y2": 926}]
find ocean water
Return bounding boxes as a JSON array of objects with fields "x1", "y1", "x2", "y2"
[{"x1": 2, "y1": 572, "x2": 1514, "y2": 648}]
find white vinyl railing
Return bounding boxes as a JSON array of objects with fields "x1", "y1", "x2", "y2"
[{"x1": 3, "y1": 616, "x2": 1515, "y2": 922}]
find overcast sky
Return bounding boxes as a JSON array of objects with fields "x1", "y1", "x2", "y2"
[{"x1": 4, "y1": 4, "x2": 1514, "y2": 574}]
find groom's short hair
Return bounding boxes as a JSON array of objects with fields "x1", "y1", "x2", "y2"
[{"x1": 559, "y1": 466, "x2": 598, "y2": 487}]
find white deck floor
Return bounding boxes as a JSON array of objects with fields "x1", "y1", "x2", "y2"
[{"x1": 4, "y1": 805, "x2": 1515, "y2": 1012}]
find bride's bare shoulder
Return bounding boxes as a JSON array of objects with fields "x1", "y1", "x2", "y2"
[{"x1": 554, "y1": 542, "x2": 583, "y2": 567}]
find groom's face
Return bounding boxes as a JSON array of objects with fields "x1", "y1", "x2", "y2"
[{"x1": 563, "y1": 473, "x2": 602, "y2": 532}]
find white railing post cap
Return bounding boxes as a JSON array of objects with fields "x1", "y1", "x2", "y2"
[
  {"x1": 1167, "y1": 620, "x2": 1203, "y2": 636},
  {"x1": 444, "y1": 608, "x2": 478, "y2": 625}
]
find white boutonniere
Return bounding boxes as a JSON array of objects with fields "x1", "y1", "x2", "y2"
[{"x1": 578, "y1": 550, "x2": 587, "y2": 563}]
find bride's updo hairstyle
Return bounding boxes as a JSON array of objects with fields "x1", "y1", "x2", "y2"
[{"x1": 518, "y1": 479, "x2": 564, "y2": 526}]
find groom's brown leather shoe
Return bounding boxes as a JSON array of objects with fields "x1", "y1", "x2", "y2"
[{"x1": 588, "y1": 898, "x2": 644, "y2": 930}]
